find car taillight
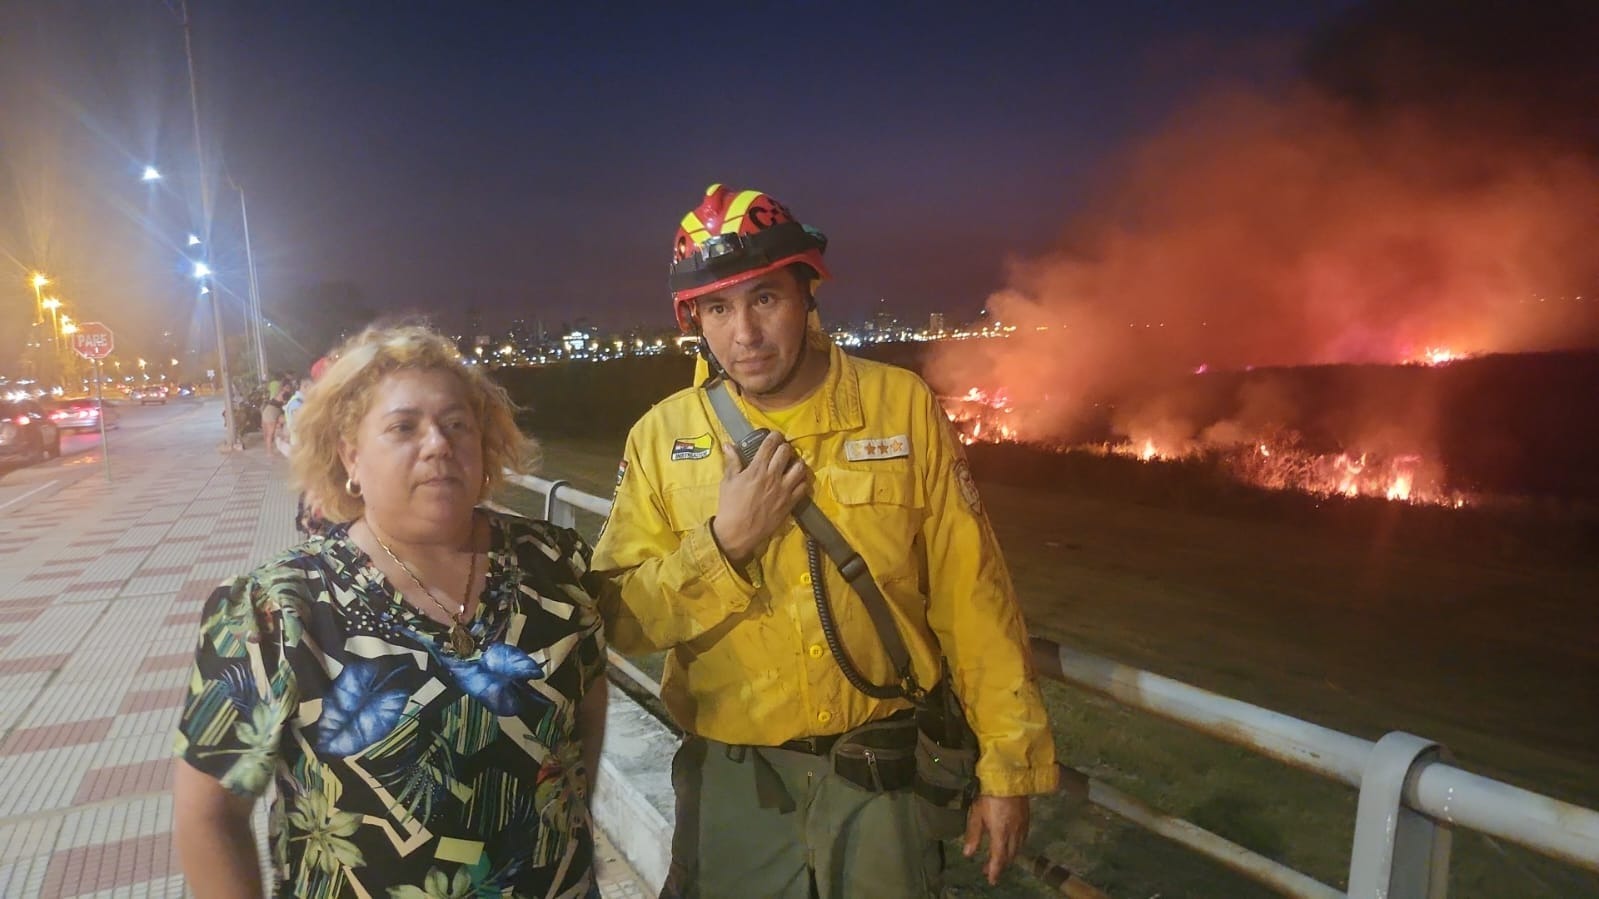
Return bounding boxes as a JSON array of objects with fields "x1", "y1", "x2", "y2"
[{"x1": 13, "y1": 415, "x2": 29, "y2": 426}]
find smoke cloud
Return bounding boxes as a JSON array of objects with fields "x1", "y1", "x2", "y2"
[{"x1": 928, "y1": 0, "x2": 1599, "y2": 455}]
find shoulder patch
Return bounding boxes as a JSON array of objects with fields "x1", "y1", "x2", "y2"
[{"x1": 670, "y1": 433, "x2": 714, "y2": 461}]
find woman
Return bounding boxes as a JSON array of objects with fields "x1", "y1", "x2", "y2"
[
  {"x1": 173, "y1": 324, "x2": 608, "y2": 899},
  {"x1": 259, "y1": 385, "x2": 286, "y2": 457}
]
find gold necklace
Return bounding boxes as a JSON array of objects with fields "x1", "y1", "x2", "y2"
[{"x1": 371, "y1": 522, "x2": 479, "y2": 656}]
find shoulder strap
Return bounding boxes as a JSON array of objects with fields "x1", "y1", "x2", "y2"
[{"x1": 706, "y1": 379, "x2": 920, "y2": 698}]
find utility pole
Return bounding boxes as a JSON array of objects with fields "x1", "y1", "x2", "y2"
[
  {"x1": 181, "y1": 0, "x2": 241, "y2": 450},
  {"x1": 232, "y1": 177, "x2": 268, "y2": 381}
]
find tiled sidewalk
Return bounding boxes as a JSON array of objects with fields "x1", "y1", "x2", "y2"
[{"x1": 0, "y1": 404, "x2": 646, "y2": 897}]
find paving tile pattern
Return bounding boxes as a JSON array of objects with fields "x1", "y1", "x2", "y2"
[{"x1": 0, "y1": 405, "x2": 647, "y2": 897}]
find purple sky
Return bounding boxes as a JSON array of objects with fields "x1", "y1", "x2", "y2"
[{"x1": 1, "y1": 1, "x2": 1358, "y2": 365}]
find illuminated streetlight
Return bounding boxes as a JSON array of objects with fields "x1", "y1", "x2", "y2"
[
  {"x1": 42, "y1": 298, "x2": 62, "y2": 349},
  {"x1": 187, "y1": 234, "x2": 201, "y2": 246},
  {"x1": 193, "y1": 261, "x2": 212, "y2": 278},
  {"x1": 142, "y1": 165, "x2": 162, "y2": 182},
  {"x1": 28, "y1": 273, "x2": 48, "y2": 324},
  {"x1": 61, "y1": 322, "x2": 78, "y2": 336}
]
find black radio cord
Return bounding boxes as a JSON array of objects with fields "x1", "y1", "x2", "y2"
[{"x1": 807, "y1": 536, "x2": 906, "y2": 700}]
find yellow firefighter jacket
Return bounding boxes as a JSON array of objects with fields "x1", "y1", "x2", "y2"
[{"x1": 593, "y1": 339, "x2": 1058, "y2": 796}]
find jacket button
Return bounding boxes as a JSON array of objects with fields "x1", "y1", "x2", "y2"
[
  {"x1": 817, "y1": 710, "x2": 833, "y2": 724},
  {"x1": 799, "y1": 572, "x2": 813, "y2": 585},
  {"x1": 808, "y1": 644, "x2": 824, "y2": 659}
]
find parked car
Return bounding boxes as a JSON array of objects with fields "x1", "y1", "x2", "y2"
[
  {"x1": 47, "y1": 397, "x2": 118, "y2": 431},
  {"x1": 0, "y1": 399, "x2": 62, "y2": 465},
  {"x1": 132, "y1": 385, "x2": 169, "y2": 405}
]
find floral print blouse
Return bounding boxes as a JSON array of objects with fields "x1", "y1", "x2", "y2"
[{"x1": 174, "y1": 510, "x2": 607, "y2": 899}]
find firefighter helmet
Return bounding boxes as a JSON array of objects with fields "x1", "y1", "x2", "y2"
[{"x1": 669, "y1": 184, "x2": 829, "y2": 331}]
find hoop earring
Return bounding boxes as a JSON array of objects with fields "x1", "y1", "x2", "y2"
[{"x1": 345, "y1": 476, "x2": 362, "y2": 498}]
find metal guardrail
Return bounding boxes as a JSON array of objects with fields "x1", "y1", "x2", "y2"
[{"x1": 504, "y1": 472, "x2": 1599, "y2": 898}]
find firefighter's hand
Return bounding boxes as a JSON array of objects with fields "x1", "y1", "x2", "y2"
[
  {"x1": 711, "y1": 433, "x2": 807, "y2": 567},
  {"x1": 963, "y1": 794, "x2": 1030, "y2": 885}
]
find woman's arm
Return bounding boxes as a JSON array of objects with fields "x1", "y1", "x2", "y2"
[
  {"x1": 576, "y1": 681, "x2": 608, "y2": 811},
  {"x1": 173, "y1": 760, "x2": 265, "y2": 899}
]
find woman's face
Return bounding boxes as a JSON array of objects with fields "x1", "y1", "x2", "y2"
[{"x1": 341, "y1": 368, "x2": 484, "y2": 533}]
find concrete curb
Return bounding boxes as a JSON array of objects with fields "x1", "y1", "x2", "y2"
[{"x1": 595, "y1": 682, "x2": 678, "y2": 895}]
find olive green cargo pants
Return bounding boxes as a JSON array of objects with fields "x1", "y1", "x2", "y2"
[{"x1": 661, "y1": 735, "x2": 943, "y2": 898}]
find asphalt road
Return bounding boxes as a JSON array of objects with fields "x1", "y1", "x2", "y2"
[{"x1": 0, "y1": 398, "x2": 218, "y2": 513}]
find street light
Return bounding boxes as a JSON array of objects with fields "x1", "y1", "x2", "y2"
[
  {"x1": 193, "y1": 261, "x2": 212, "y2": 278},
  {"x1": 142, "y1": 165, "x2": 162, "y2": 182},
  {"x1": 227, "y1": 177, "x2": 268, "y2": 381},
  {"x1": 29, "y1": 273, "x2": 48, "y2": 324},
  {"x1": 187, "y1": 234, "x2": 201, "y2": 246},
  {"x1": 42, "y1": 297, "x2": 62, "y2": 349}
]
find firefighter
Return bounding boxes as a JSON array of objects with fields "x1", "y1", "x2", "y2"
[{"x1": 594, "y1": 184, "x2": 1057, "y2": 897}]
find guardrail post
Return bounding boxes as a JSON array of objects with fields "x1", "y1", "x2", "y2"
[
  {"x1": 1348, "y1": 731, "x2": 1453, "y2": 899},
  {"x1": 543, "y1": 479, "x2": 576, "y2": 529}
]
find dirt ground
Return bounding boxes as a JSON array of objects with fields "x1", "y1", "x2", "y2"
[{"x1": 513, "y1": 435, "x2": 1599, "y2": 898}]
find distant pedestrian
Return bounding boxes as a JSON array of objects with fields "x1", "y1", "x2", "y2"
[
  {"x1": 173, "y1": 323, "x2": 608, "y2": 898},
  {"x1": 259, "y1": 386, "x2": 286, "y2": 455}
]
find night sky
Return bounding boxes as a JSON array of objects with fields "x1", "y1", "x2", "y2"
[{"x1": 0, "y1": 0, "x2": 1360, "y2": 366}]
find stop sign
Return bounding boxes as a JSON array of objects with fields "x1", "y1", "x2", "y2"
[{"x1": 71, "y1": 322, "x2": 115, "y2": 360}]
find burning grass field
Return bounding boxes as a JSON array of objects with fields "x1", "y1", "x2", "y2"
[{"x1": 499, "y1": 431, "x2": 1599, "y2": 898}]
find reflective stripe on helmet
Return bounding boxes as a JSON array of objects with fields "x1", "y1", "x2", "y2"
[{"x1": 719, "y1": 190, "x2": 763, "y2": 235}]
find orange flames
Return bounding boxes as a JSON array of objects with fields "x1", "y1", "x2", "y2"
[
  {"x1": 940, "y1": 390, "x2": 1468, "y2": 507},
  {"x1": 1410, "y1": 346, "x2": 1473, "y2": 366},
  {"x1": 948, "y1": 387, "x2": 1023, "y2": 446}
]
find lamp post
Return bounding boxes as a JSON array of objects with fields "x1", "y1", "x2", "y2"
[
  {"x1": 228, "y1": 177, "x2": 268, "y2": 382},
  {"x1": 180, "y1": 0, "x2": 240, "y2": 450},
  {"x1": 42, "y1": 297, "x2": 62, "y2": 349},
  {"x1": 29, "y1": 273, "x2": 47, "y2": 324}
]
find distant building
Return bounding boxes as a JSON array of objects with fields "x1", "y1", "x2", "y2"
[
  {"x1": 563, "y1": 330, "x2": 591, "y2": 354},
  {"x1": 929, "y1": 313, "x2": 946, "y2": 336}
]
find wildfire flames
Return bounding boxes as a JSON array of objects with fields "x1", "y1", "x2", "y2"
[
  {"x1": 1411, "y1": 346, "x2": 1470, "y2": 367},
  {"x1": 941, "y1": 388, "x2": 1468, "y2": 507}
]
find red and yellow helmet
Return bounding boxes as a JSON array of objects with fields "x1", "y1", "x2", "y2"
[{"x1": 669, "y1": 183, "x2": 829, "y2": 331}]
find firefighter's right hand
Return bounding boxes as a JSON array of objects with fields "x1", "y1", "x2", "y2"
[{"x1": 711, "y1": 432, "x2": 808, "y2": 567}]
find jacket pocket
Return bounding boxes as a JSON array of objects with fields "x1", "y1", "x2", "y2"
[
  {"x1": 662, "y1": 483, "x2": 720, "y2": 534},
  {"x1": 826, "y1": 467, "x2": 915, "y2": 508},
  {"x1": 822, "y1": 468, "x2": 923, "y2": 588}
]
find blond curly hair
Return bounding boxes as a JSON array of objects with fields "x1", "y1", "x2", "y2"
[{"x1": 289, "y1": 323, "x2": 537, "y2": 523}]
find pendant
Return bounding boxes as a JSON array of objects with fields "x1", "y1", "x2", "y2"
[{"x1": 448, "y1": 623, "x2": 476, "y2": 656}]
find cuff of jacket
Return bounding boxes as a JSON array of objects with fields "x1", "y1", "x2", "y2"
[
  {"x1": 976, "y1": 761, "x2": 1061, "y2": 798},
  {"x1": 685, "y1": 521, "x2": 761, "y2": 610}
]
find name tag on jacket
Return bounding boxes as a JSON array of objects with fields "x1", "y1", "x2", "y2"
[{"x1": 844, "y1": 435, "x2": 910, "y2": 461}]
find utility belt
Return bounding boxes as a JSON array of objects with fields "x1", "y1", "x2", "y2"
[{"x1": 765, "y1": 708, "x2": 919, "y2": 794}]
